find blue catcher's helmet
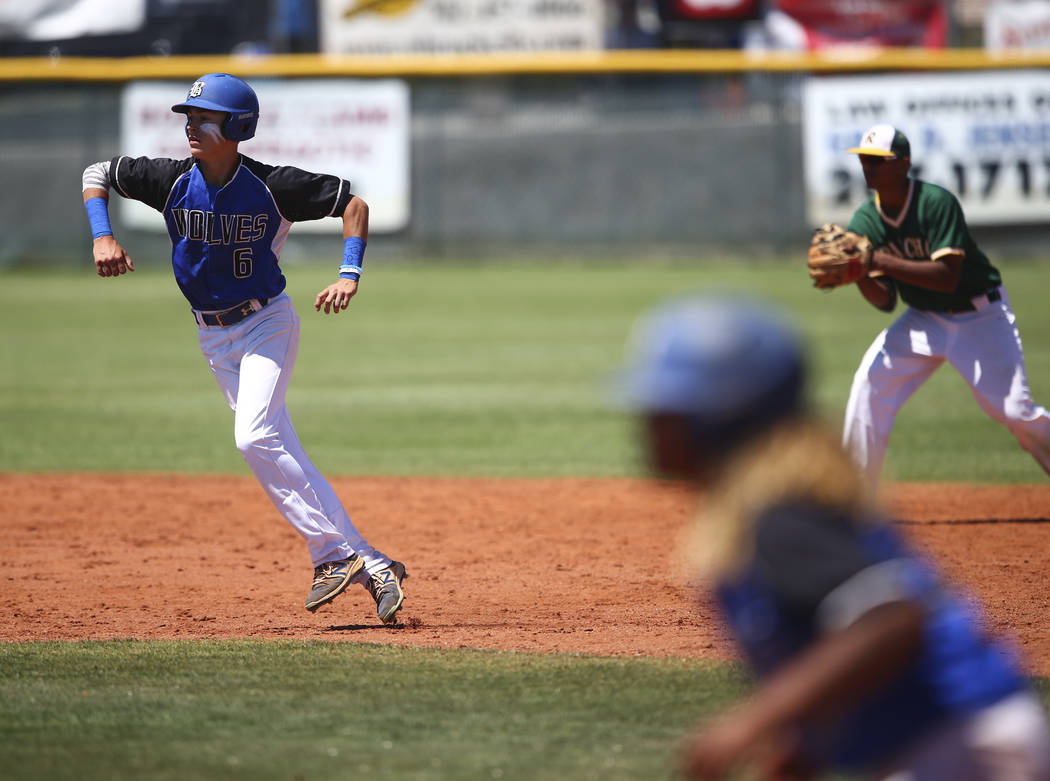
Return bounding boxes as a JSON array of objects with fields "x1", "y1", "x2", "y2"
[
  {"x1": 171, "y1": 73, "x2": 259, "y2": 142},
  {"x1": 614, "y1": 294, "x2": 806, "y2": 451}
]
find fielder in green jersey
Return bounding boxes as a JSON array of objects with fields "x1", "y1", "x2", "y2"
[
  {"x1": 838, "y1": 124, "x2": 1050, "y2": 484},
  {"x1": 848, "y1": 181, "x2": 1001, "y2": 313}
]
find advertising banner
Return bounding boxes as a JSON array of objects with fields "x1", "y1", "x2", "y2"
[
  {"x1": 0, "y1": 0, "x2": 145, "y2": 40},
  {"x1": 984, "y1": 0, "x2": 1050, "y2": 50},
  {"x1": 802, "y1": 71, "x2": 1050, "y2": 226},
  {"x1": 319, "y1": 0, "x2": 604, "y2": 54},
  {"x1": 672, "y1": 0, "x2": 758, "y2": 20},
  {"x1": 757, "y1": 0, "x2": 946, "y2": 49},
  {"x1": 119, "y1": 79, "x2": 410, "y2": 234}
]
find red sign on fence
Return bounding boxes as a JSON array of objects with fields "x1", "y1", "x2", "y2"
[{"x1": 764, "y1": 0, "x2": 948, "y2": 49}]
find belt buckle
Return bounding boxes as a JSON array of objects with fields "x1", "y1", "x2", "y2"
[{"x1": 200, "y1": 298, "x2": 261, "y2": 328}]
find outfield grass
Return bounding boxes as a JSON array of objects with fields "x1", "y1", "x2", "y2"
[
  {"x1": 1, "y1": 260, "x2": 1048, "y2": 481},
  {"x1": 0, "y1": 640, "x2": 750, "y2": 781}
]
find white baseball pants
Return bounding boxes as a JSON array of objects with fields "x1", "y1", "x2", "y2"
[
  {"x1": 843, "y1": 286, "x2": 1050, "y2": 484},
  {"x1": 197, "y1": 293, "x2": 391, "y2": 572}
]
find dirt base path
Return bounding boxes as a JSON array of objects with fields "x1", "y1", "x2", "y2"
[{"x1": 2, "y1": 475, "x2": 1048, "y2": 673}]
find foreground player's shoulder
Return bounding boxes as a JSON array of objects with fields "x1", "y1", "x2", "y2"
[{"x1": 753, "y1": 503, "x2": 870, "y2": 605}]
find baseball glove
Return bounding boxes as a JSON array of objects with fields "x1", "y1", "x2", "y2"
[{"x1": 807, "y1": 224, "x2": 874, "y2": 289}]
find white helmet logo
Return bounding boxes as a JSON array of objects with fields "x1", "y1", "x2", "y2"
[{"x1": 188, "y1": 81, "x2": 205, "y2": 98}]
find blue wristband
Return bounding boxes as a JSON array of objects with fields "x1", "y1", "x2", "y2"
[
  {"x1": 85, "y1": 196, "x2": 113, "y2": 240},
  {"x1": 339, "y1": 236, "x2": 366, "y2": 281}
]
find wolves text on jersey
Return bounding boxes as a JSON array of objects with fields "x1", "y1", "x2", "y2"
[{"x1": 171, "y1": 208, "x2": 268, "y2": 245}]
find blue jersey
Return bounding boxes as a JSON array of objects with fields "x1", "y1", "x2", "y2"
[
  {"x1": 110, "y1": 154, "x2": 353, "y2": 311},
  {"x1": 716, "y1": 501, "x2": 1025, "y2": 772}
]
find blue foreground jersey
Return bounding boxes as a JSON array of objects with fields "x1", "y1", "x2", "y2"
[
  {"x1": 110, "y1": 155, "x2": 353, "y2": 311},
  {"x1": 715, "y1": 501, "x2": 1025, "y2": 773}
]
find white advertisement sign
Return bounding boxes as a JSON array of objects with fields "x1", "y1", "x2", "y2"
[
  {"x1": 119, "y1": 79, "x2": 410, "y2": 234},
  {"x1": 984, "y1": 0, "x2": 1050, "y2": 50},
  {"x1": 0, "y1": 0, "x2": 145, "y2": 40},
  {"x1": 802, "y1": 71, "x2": 1050, "y2": 227},
  {"x1": 320, "y1": 0, "x2": 604, "y2": 54}
]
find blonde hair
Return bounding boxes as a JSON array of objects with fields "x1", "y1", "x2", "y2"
[{"x1": 682, "y1": 420, "x2": 880, "y2": 581}]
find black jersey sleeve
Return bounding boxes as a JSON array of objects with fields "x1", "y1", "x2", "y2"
[
  {"x1": 109, "y1": 155, "x2": 193, "y2": 212},
  {"x1": 242, "y1": 157, "x2": 353, "y2": 222},
  {"x1": 752, "y1": 501, "x2": 873, "y2": 618}
]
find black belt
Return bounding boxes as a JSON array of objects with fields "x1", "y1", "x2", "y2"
[
  {"x1": 195, "y1": 298, "x2": 268, "y2": 327},
  {"x1": 944, "y1": 287, "x2": 1001, "y2": 313}
]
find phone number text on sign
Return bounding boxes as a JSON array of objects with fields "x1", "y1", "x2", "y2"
[{"x1": 802, "y1": 71, "x2": 1050, "y2": 227}]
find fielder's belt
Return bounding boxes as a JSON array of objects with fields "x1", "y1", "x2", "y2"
[{"x1": 941, "y1": 287, "x2": 1002, "y2": 314}]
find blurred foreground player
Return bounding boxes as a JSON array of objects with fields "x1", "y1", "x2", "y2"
[
  {"x1": 81, "y1": 73, "x2": 406, "y2": 623},
  {"x1": 615, "y1": 294, "x2": 1050, "y2": 780}
]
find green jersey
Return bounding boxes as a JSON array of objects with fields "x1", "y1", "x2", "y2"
[{"x1": 848, "y1": 179, "x2": 1000, "y2": 312}]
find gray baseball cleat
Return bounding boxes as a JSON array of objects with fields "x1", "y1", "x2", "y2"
[
  {"x1": 365, "y1": 561, "x2": 407, "y2": 624},
  {"x1": 305, "y1": 555, "x2": 364, "y2": 612}
]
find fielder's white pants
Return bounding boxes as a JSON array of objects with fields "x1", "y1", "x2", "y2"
[
  {"x1": 197, "y1": 293, "x2": 391, "y2": 572},
  {"x1": 843, "y1": 286, "x2": 1050, "y2": 485}
]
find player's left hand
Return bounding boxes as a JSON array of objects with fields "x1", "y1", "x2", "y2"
[
  {"x1": 807, "y1": 223, "x2": 873, "y2": 289},
  {"x1": 315, "y1": 279, "x2": 358, "y2": 314}
]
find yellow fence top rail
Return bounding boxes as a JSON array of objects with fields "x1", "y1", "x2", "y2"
[{"x1": 2, "y1": 49, "x2": 1050, "y2": 80}]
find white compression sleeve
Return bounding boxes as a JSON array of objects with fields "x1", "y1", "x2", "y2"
[{"x1": 82, "y1": 161, "x2": 111, "y2": 192}]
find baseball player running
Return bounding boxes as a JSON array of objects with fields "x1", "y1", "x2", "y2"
[
  {"x1": 616, "y1": 293, "x2": 1050, "y2": 780},
  {"x1": 833, "y1": 124, "x2": 1050, "y2": 485},
  {"x1": 81, "y1": 72, "x2": 407, "y2": 623}
]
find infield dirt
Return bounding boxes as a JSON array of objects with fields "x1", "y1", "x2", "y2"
[{"x1": 3, "y1": 475, "x2": 1049, "y2": 674}]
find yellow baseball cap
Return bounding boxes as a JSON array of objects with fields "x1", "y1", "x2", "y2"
[{"x1": 846, "y1": 124, "x2": 911, "y2": 159}]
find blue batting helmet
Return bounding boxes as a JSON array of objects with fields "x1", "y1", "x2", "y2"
[
  {"x1": 172, "y1": 73, "x2": 259, "y2": 142},
  {"x1": 614, "y1": 294, "x2": 806, "y2": 450}
]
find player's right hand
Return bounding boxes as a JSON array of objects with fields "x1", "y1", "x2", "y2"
[{"x1": 93, "y1": 235, "x2": 134, "y2": 277}]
